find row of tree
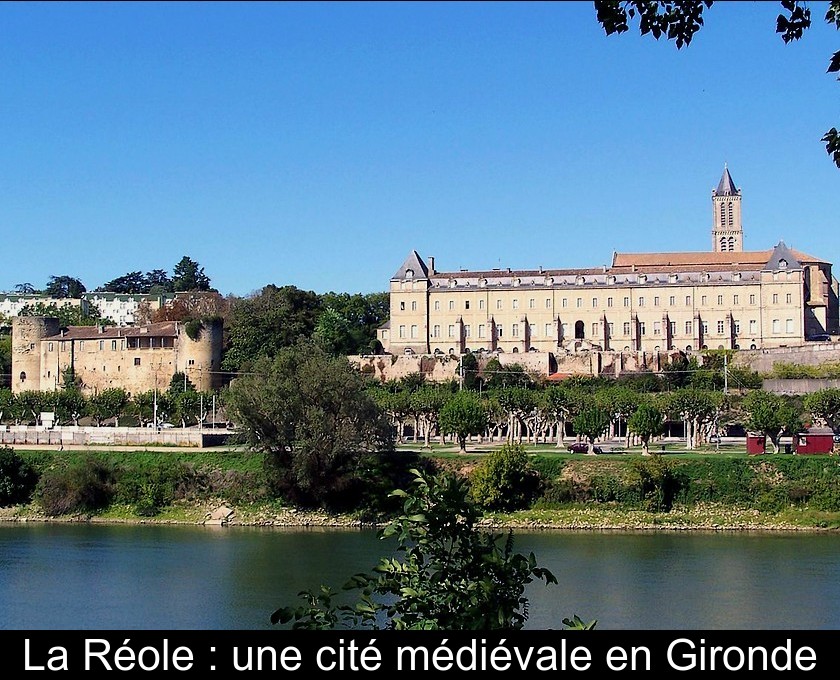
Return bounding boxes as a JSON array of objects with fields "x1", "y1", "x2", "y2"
[
  {"x1": 11, "y1": 256, "x2": 214, "y2": 299},
  {"x1": 0, "y1": 374, "x2": 222, "y2": 428}
]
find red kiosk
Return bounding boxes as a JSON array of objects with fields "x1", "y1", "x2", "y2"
[
  {"x1": 746, "y1": 433, "x2": 766, "y2": 455},
  {"x1": 793, "y1": 428, "x2": 835, "y2": 455}
]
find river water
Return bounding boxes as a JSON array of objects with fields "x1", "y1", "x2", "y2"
[{"x1": 1, "y1": 524, "x2": 837, "y2": 630}]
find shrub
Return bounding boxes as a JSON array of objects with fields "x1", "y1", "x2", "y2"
[
  {"x1": 469, "y1": 444, "x2": 538, "y2": 511},
  {"x1": 631, "y1": 454, "x2": 684, "y2": 512},
  {"x1": 0, "y1": 447, "x2": 38, "y2": 506},
  {"x1": 36, "y1": 459, "x2": 116, "y2": 516}
]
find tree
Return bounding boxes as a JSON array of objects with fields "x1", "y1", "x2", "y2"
[
  {"x1": 572, "y1": 406, "x2": 610, "y2": 454},
  {"x1": 0, "y1": 447, "x2": 38, "y2": 506},
  {"x1": 628, "y1": 402, "x2": 665, "y2": 455},
  {"x1": 742, "y1": 389, "x2": 801, "y2": 453},
  {"x1": 0, "y1": 334, "x2": 11, "y2": 384},
  {"x1": 97, "y1": 271, "x2": 147, "y2": 294},
  {"x1": 318, "y1": 291, "x2": 390, "y2": 355},
  {"x1": 171, "y1": 256, "x2": 212, "y2": 292},
  {"x1": 222, "y1": 285, "x2": 322, "y2": 370},
  {"x1": 439, "y1": 390, "x2": 487, "y2": 452},
  {"x1": 168, "y1": 371, "x2": 196, "y2": 395},
  {"x1": 18, "y1": 302, "x2": 110, "y2": 328},
  {"x1": 13, "y1": 283, "x2": 36, "y2": 294},
  {"x1": 45, "y1": 275, "x2": 86, "y2": 299},
  {"x1": 224, "y1": 343, "x2": 393, "y2": 509},
  {"x1": 313, "y1": 307, "x2": 354, "y2": 356},
  {"x1": 88, "y1": 388, "x2": 130, "y2": 427},
  {"x1": 53, "y1": 388, "x2": 87, "y2": 426},
  {"x1": 273, "y1": 469, "x2": 559, "y2": 630},
  {"x1": 594, "y1": 0, "x2": 840, "y2": 168},
  {"x1": 804, "y1": 388, "x2": 840, "y2": 431}
]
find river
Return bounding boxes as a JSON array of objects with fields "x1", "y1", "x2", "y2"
[{"x1": 1, "y1": 524, "x2": 838, "y2": 630}]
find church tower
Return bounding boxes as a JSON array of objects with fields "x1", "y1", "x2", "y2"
[{"x1": 712, "y1": 165, "x2": 743, "y2": 252}]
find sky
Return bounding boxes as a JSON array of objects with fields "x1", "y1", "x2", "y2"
[{"x1": 1, "y1": 1, "x2": 838, "y2": 298}]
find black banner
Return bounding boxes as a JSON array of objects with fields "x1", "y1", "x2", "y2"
[{"x1": 9, "y1": 630, "x2": 833, "y2": 674}]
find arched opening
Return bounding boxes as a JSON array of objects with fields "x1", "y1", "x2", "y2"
[
  {"x1": 512, "y1": 347, "x2": 519, "y2": 353},
  {"x1": 19, "y1": 371, "x2": 26, "y2": 383},
  {"x1": 574, "y1": 320, "x2": 585, "y2": 339},
  {"x1": 750, "y1": 344, "x2": 757, "y2": 350},
  {"x1": 686, "y1": 345, "x2": 692, "y2": 352},
  {"x1": 727, "y1": 236, "x2": 735, "y2": 251}
]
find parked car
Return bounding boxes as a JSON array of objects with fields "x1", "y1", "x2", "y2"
[
  {"x1": 806, "y1": 334, "x2": 832, "y2": 342},
  {"x1": 567, "y1": 442, "x2": 602, "y2": 454}
]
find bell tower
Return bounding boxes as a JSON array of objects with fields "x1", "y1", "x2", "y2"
[{"x1": 712, "y1": 165, "x2": 743, "y2": 252}]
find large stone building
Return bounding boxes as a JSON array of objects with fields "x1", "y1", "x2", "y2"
[
  {"x1": 11, "y1": 317, "x2": 223, "y2": 395},
  {"x1": 378, "y1": 169, "x2": 838, "y2": 357}
]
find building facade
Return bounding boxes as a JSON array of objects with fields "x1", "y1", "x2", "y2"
[
  {"x1": 379, "y1": 169, "x2": 838, "y2": 357},
  {"x1": 12, "y1": 317, "x2": 223, "y2": 395}
]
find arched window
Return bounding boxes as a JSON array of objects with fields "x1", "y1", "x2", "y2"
[
  {"x1": 405, "y1": 269, "x2": 414, "y2": 279},
  {"x1": 512, "y1": 347, "x2": 519, "y2": 353},
  {"x1": 574, "y1": 320, "x2": 585, "y2": 339},
  {"x1": 727, "y1": 236, "x2": 735, "y2": 251},
  {"x1": 727, "y1": 202, "x2": 734, "y2": 226},
  {"x1": 719, "y1": 237, "x2": 728, "y2": 251},
  {"x1": 19, "y1": 371, "x2": 26, "y2": 383}
]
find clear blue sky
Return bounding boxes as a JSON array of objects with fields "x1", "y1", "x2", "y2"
[{"x1": 1, "y1": 2, "x2": 838, "y2": 297}]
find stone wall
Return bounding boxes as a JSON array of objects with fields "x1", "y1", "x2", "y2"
[
  {"x1": 763, "y1": 378, "x2": 840, "y2": 395},
  {"x1": 0, "y1": 425, "x2": 232, "y2": 448},
  {"x1": 734, "y1": 343, "x2": 840, "y2": 373}
]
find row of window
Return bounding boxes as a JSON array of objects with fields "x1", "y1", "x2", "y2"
[
  {"x1": 46, "y1": 337, "x2": 174, "y2": 352},
  {"x1": 399, "y1": 292, "x2": 795, "y2": 313},
  {"x1": 398, "y1": 318, "x2": 799, "y2": 340}
]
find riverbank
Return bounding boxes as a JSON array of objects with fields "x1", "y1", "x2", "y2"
[{"x1": 2, "y1": 499, "x2": 839, "y2": 532}]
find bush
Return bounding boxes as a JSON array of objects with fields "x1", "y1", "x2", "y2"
[
  {"x1": 0, "y1": 447, "x2": 38, "y2": 506},
  {"x1": 36, "y1": 459, "x2": 116, "y2": 516},
  {"x1": 631, "y1": 455, "x2": 684, "y2": 512},
  {"x1": 469, "y1": 444, "x2": 539, "y2": 511}
]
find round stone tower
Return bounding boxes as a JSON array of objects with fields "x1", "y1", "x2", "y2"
[
  {"x1": 12, "y1": 316, "x2": 61, "y2": 393},
  {"x1": 177, "y1": 318, "x2": 224, "y2": 391}
]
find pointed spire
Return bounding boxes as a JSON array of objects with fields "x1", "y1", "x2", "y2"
[
  {"x1": 391, "y1": 250, "x2": 429, "y2": 280},
  {"x1": 715, "y1": 166, "x2": 739, "y2": 195}
]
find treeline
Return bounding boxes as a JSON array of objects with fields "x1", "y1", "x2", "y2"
[{"x1": 0, "y1": 373, "x2": 222, "y2": 428}]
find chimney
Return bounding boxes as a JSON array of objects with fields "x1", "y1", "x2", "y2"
[{"x1": 428, "y1": 256, "x2": 435, "y2": 274}]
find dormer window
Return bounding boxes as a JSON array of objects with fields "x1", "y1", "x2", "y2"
[
  {"x1": 669, "y1": 274, "x2": 678, "y2": 283},
  {"x1": 405, "y1": 269, "x2": 414, "y2": 279},
  {"x1": 479, "y1": 278, "x2": 487, "y2": 288},
  {"x1": 733, "y1": 272, "x2": 741, "y2": 281},
  {"x1": 607, "y1": 275, "x2": 616, "y2": 285},
  {"x1": 575, "y1": 276, "x2": 585, "y2": 286},
  {"x1": 513, "y1": 278, "x2": 521, "y2": 287},
  {"x1": 448, "y1": 279, "x2": 457, "y2": 288},
  {"x1": 639, "y1": 274, "x2": 647, "y2": 284},
  {"x1": 778, "y1": 259, "x2": 788, "y2": 270}
]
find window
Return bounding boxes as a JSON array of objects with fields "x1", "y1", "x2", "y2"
[
  {"x1": 464, "y1": 325, "x2": 471, "y2": 338},
  {"x1": 545, "y1": 298, "x2": 551, "y2": 308},
  {"x1": 639, "y1": 322, "x2": 646, "y2": 336},
  {"x1": 449, "y1": 300, "x2": 454, "y2": 310},
  {"x1": 134, "y1": 357, "x2": 141, "y2": 366},
  {"x1": 772, "y1": 294, "x2": 778, "y2": 304},
  {"x1": 432, "y1": 325, "x2": 440, "y2": 338},
  {"x1": 512, "y1": 299, "x2": 519, "y2": 310},
  {"x1": 529, "y1": 323, "x2": 535, "y2": 337},
  {"x1": 717, "y1": 320, "x2": 725, "y2": 334},
  {"x1": 749, "y1": 320, "x2": 757, "y2": 334},
  {"x1": 576, "y1": 298, "x2": 582, "y2": 308},
  {"x1": 399, "y1": 325, "x2": 406, "y2": 339},
  {"x1": 411, "y1": 301, "x2": 417, "y2": 311},
  {"x1": 669, "y1": 296, "x2": 675, "y2": 306},
  {"x1": 623, "y1": 322, "x2": 631, "y2": 335},
  {"x1": 653, "y1": 321, "x2": 661, "y2": 336},
  {"x1": 545, "y1": 323, "x2": 552, "y2": 336},
  {"x1": 512, "y1": 324, "x2": 519, "y2": 338},
  {"x1": 48, "y1": 342, "x2": 53, "y2": 352},
  {"x1": 623, "y1": 297, "x2": 630, "y2": 307},
  {"x1": 786, "y1": 293, "x2": 792, "y2": 304},
  {"x1": 772, "y1": 319, "x2": 780, "y2": 334},
  {"x1": 607, "y1": 297, "x2": 613, "y2": 308},
  {"x1": 410, "y1": 325, "x2": 418, "y2": 339},
  {"x1": 786, "y1": 319, "x2": 793, "y2": 333},
  {"x1": 701, "y1": 321, "x2": 708, "y2": 335},
  {"x1": 733, "y1": 295, "x2": 739, "y2": 305},
  {"x1": 669, "y1": 321, "x2": 676, "y2": 336},
  {"x1": 400, "y1": 301, "x2": 405, "y2": 311},
  {"x1": 592, "y1": 322, "x2": 599, "y2": 336},
  {"x1": 717, "y1": 295, "x2": 723, "y2": 305},
  {"x1": 479, "y1": 299, "x2": 485, "y2": 310},
  {"x1": 497, "y1": 325, "x2": 504, "y2": 338},
  {"x1": 478, "y1": 324, "x2": 485, "y2": 338},
  {"x1": 749, "y1": 294, "x2": 756, "y2": 305},
  {"x1": 529, "y1": 298, "x2": 535, "y2": 309},
  {"x1": 561, "y1": 323, "x2": 569, "y2": 337},
  {"x1": 701, "y1": 296, "x2": 707, "y2": 306},
  {"x1": 562, "y1": 298, "x2": 568, "y2": 308},
  {"x1": 734, "y1": 320, "x2": 741, "y2": 334},
  {"x1": 638, "y1": 296, "x2": 645, "y2": 307},
  {"x1": 592, "y1": 298, "x2": 598, "y2": 308},
  {"x1": 61, "y1": 341, "x2": 66, "y2": 352},
  {"x1": 79, "y1": 341, "x2": 84, "y2": 350},
  {"x1": 448, "y1": 325, "x2": 455, "y2": 338},
  {"x1": 685, "y1": 321, "x2": 692, "y2": 335},
  {"x1": 497, "y1": 299, "x2": 503, "y2": 310},
  {"x1": 607, "y1": 322, "x2": 614, "y2": 336},
  {"x1": 464, "y1": 300, "x2": 470, "y2": 310},
  {"x1": 654, "y1": 296, "x2": 660, "y2": 307},
  {"x1": 111, "y1": 340, "x2": 117, "y2": 351},
  {"x1": 685, "y1": 295, "x2": 691, "y2": 306},
  {"x1": 434, "y1": 300, "x2": 440, "y2": 311}
]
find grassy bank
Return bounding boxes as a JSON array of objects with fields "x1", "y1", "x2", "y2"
[{"x1": 2, "y1": 446, "x2": 840, "y2": 531}]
